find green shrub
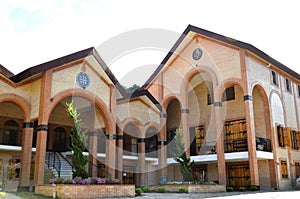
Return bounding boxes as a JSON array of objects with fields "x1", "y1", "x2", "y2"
[
  {"x1": 250, "y1": 185, "x2": 258, "y2": 191},
  {"x1": 239, "y1": 187, "x2": 246, "y2": 191},
  {"x1": 142, "y1": 186, "x2": 150, "y2": 192},
  {"x1": 135, "y1": 188, "x2": 142, "y2": 196},
  {"x1": 226, "y1": 186, "x2": 234, "y2": 192},
  {"x1": 178, "y1": 187, "x2": 188, "y2": 193},
  {"x1": 157, "y1": 186, "x2": 165, "y2": 193}
]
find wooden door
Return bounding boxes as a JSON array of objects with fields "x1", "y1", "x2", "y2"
[{"x1": 227, "y1": 163, "x2": 250, "y2": 188}]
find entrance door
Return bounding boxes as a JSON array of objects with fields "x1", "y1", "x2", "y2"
[
  {"x1": 122, "y1": 166, "x2": 135, "y2": 184},
  {"x1": 227, "y1": 163, "x2": 250, "y2": 188}
]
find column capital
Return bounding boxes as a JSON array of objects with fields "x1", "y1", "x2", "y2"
[
  {"x1": 157, "y1": 141, "x2": 167, "y2": 145},
  {"x1": 106, "y1": 134, "x2": 117, "y2": 140},
  {"x1": 160, "y1": 113, "x2": 167, "y2": 118},
  {"x1": 213, "y1": 102, "x2": 222, "y2": 107},
  {"x1": 138, "y1": 138, "x2": 146, "y2": 143},
  {"x1": 87, "y1": 131, "x2": 98, "y2": 136}
]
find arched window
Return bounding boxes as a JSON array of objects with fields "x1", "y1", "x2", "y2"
[
  {"x1": 145, "y1": 127, "x2": 158, "y2": 158},
  {"x1": 3, "y1": 120, "x2": 21, "y2": 146}
]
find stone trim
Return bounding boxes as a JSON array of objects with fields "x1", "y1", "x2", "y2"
[
  {"x1": 213, "y1": 102, "x2": 222, "y2": 107},
  {"x1": 181, "y1": 109, "x2": 189, "y2": 114},
  {"x1": 160, "y1": 113, "x2": 167, "y2": 118},
  {"x1": 36, "y1": 124, "x2": 48, "y2": 131},
  {"x1": 138, "y1": 138, "x2": 145, "y2": 143},
  {"x1": 23, "y1": 122, "x2": 34, "y2": 128},
  {"x1": 243, "y1": 95, "x2": 253, "y2": 101},
  {"x1": 107, "y1": 134, "x2": 117, "y2": 140},
  {"x1": 116, "y1": 135, "x2": 123, "y2": 140},
  {"x1": 87, "y1": 131, "x2": 98, "y2": 136},
  {"x1": 157, "y1": 141, "x2": 167, "y2": 145}
]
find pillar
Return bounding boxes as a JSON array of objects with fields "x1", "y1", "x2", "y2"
[
  {"x1": 137, "y1": 137, "x2": 146, "y2": 186},
  {"x1": 244, "y1": 95, "x2": 259, "y2": 186},
  {"x1": 116, "y1": 126, "x2": 123, "y2": 180},
  {"x1": 105, "y1": 133, "x2": 117, "y2": 179},
  {"x1": 34, "y1": 70, "x2": 52, "y2": 186},
  {"x1": 158, "y1": 112, "x2": 167, "y2": 180},
  {"x1": 88, "y1": 131, "x2": 98, "y2": 178},
  {"x1": 214, "y1": 102, "x2": 226, "y2": 185},
  {"x1": 181, "y1": 90, "x2": 190, "y2": 156},
  {"x1": 18, "y1": 122, "x2": 34, "y2": 191}
]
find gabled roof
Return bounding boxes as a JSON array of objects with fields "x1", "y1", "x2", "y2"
[
  {"x1": 0, "y1": 64, "x2": 14, "y2": 78},
  {"x1": 142, "y1": 24, "x2": 300, "y2": 89},
  {"x1": 9, "y1": 47, "x2": 127, "y2": 96}
]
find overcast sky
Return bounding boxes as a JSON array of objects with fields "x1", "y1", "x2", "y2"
[{"x1": 0, "y1": 0, "x2": 299, "y2": 86}]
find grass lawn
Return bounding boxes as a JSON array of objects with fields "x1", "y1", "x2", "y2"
[{"x1": 0, "y1": 191, "x2": 52, "y2": 199}]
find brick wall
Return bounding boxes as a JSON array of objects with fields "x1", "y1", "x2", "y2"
[
  {"x1": 35, "y1": 184, "x2": 135, "y2": 199},
  {"x1": 149, "y1": 184, "x2": 226, "y2": 193}
]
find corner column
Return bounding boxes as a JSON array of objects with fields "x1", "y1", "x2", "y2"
[
  {"x1": 18, "y1": 122, "x2": 34, "y2": 191},
  {"x1": 214, "y1": 102, "x2": 226, "y2": 185},
  {"x1": 244, "y1": 95, "x2": 259, "y2": 187}
]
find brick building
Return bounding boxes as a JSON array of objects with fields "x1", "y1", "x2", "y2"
[{"x1": 0, "y1": 25, "x2": 299, "y2": 191}]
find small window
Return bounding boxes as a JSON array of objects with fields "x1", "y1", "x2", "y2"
[
  {"x1": 291, "y1": 130, "x2": 300, "y2": 150},
  {"x1": 280, "y1": 160, "x2": 288, "y2": 179},
  {"x1": 277, "y1": 125, "x2": 290, "y2": 147},
  {"x1": 207, "y1": 94, "x2": 214, "y2": 105},
  {"x1": 298, "y1": 85, "x2": 300, "y2": 97},
  {"x1": 271, "y1": 71, "x2": 278, "y2": 85},
  {"x1": 286, "y1": 78, "x2": 291, "y2": 92},
  {"x1": 222, "y1": 86, "x2": 235, "y2": 102}
]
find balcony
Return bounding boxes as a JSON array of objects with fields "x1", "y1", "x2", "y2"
[{"x1": 224, "y1": 136, "x2": 272, "y2": 153}]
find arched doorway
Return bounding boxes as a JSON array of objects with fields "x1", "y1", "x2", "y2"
[
  {"x1": 123, "y1": 123, "x2": 139, "y2": 156},
  {"x1": 166, "y1": 98, "x2": 181, "y2": 158}
]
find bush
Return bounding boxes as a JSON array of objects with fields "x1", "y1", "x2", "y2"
[
  {"x1": 135, "y1": 188, "x2": 142, "y2": 196},
  {"x1": 239, "y1": 187, "x2": 246, "y2": 191},
  {"x1": 157, "y1": 186, "x2": 165, "y2": 193},
  {"x1": 178, "y1": 187, "x2": 188, "y2": 193},
  {"x1": 142, "y1": 186, "x2": 150, "y2": 192},
  {"x1": 250, "y1": 185, "x2": 258, "y2": 191},
  {"x1": 226, "y1": 187, "x2": 234, "y2": 192}
]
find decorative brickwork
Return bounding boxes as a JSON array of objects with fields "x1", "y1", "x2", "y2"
[{"x1": 35, "y1": 184, "x2": 135, "y2": 199}]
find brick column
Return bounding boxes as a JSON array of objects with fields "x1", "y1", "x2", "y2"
[
  {"x1": 214, "y1": 102, "x2": 226, "y2": 185},
  {"x1": 244, "y1": 95, "x2": 259, "y2": 186},
  {"x1": 88, "y1": 131, "x2": 98, "y2": 178},
  {"x1": 18, "y1": 122, "x2": 34, "y2": 191},
  {"x1": 34, "y1": 124, "x2": 48, "y2": 185},
  {"x1": 181, "y1": 89, "x2": 190, "y2": 156},
  {"x1": 105, "y1": 133, "x2": 116, "y2": 179},
  {"x1": 34, "y1": 70, "x2": 52, "y2": 186},
  {"x1": 137, "y1": 138, "x2": 146, "y2": 186},
  {"x1": 116, "y1": 126, "x2": 123, "y2": 180},
  {"x1": 158, "y1": 113, "x2": 167, "y2": 179}
]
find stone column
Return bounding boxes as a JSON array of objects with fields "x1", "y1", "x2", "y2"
[
  {"x1": 88, "y1": 131, "x2": 98, "y2": 178},
  {"x1": 244, "y1": 95, "x2": 259, "y2": 187},
  {"x1": 18, "y1": 122, "x2": 34, "y2": 191},
  {"x1": 214, "y1": 102, "x2": 226, "y2": 185}
]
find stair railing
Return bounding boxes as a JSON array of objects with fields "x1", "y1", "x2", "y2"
[{"x1": 46, "y1": 151, "x2": 61, "y2": 177}]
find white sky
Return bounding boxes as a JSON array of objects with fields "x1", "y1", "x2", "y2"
[{"x1": 0, "y1": 0, "x2": 299, "y2": 86}]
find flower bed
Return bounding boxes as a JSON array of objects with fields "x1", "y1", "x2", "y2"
[
  {"x1": 35, "y1": 184, "x2": 135, "y2": 199},
  {"x1": 35, "y1": 177, "x2": 135, "y2": 198}
]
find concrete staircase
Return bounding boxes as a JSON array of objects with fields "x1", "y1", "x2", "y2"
[{"x1": 45, "y1": 151, "x2": 73, "y2": 179}]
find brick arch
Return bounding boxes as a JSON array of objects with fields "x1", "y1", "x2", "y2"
[
  {"x1": 0, "y1": 93, "x2": 31, "y2": 121},
  {"x1": 48, "y1": 89, "x2": 114, "y2": 134},
  {"x1": 251, "y1": 82, "x2": 270, "y2": 107},
  {"x1": 214, "y1": 78, "x2": 245, "y2": 102},
  {"x1": 161, "y1": 95, "x2": 182, "y2": 112},
  {"x1": 144, "y1": 122, "x2": 160, "y2": 140},
  {"x1": 120, "y1": 118, "x2": 143, "y2": 137},
  {"x1": 180, "y1": 66, "x2": 218, "y2": 96}
]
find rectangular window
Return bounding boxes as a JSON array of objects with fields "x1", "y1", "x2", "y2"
[
  {"x1": 277, "y1": 125, "x2": 290, "y2": 147},
  {"x1": 298, "y1": 85, "x2": 300, "y2": 97},
  {"x1": 286, "y1": 78, "x2": 291, "y2": 92},
  {"x1": 271, "y1": 71, "x2": 278, "y2": 85},
  {"x1": 290, "y1": 130, "x2": 300, "y2": 150},
  {"x1": 295, "y1": 162, "x2": 300, "y2": 178},
  {"x1": 222, "y1": 86, "x2": 235, "y2": 102},
  {"x1": 281, "y1": 160, "x2": 288, "y2": 179}
]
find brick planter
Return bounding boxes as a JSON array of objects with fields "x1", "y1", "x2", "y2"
[
  {"x1": 35, "y1": 184, "x2": 135, "y2": 199},
  {"x1": 149, "y1": 184, "x2": 226, "y2": 193}
]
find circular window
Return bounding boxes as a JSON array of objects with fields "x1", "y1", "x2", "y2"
[
  {"x1": 192, "y1": 48, "x2": 203, "y2": 60},
  {"x1": 76, "y1": 72, "x2": 90, "y2": 89}
]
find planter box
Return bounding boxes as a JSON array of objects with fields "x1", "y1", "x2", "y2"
[
  {"x1": 35, "y1": 184, "x2": 135, "y2": 199},
  {"x1": 149, "y1": 184, "x2": 226, "y2": 193}
]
